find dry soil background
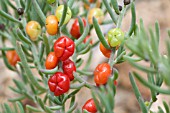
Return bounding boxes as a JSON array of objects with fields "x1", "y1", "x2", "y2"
[{"x1": 0, "y1": 0, "x2": 170, "y2": 113}]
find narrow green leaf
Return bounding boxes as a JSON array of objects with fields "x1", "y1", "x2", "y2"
[
  {"x1": 133, "y1": 72, "x2": 170, "y2": 94},
  {"x1": 78, "y1": 16, "x2": 84, "y2": 34},
  {"x1": 1, "y1": 50, "x2": 16, "y2": 71},
  {"x1": 0, "y1": 10, "x2": 21, "y2": 24},
  {"x1": 70, "y1": 82, "x2": 85, "y2": 89},
  {"x1": 76, "y1": 37, "x2": 91, "y2": 53},
  {"x1": 123, "y1": 55, "x2": 142, "y2": 62},
  {"x1": 8, "y1": 96, "x2": 25, "y2": 102},
  {"x1": 59, "y1": 3, "x2": 67, "y2": 27},
  {"x1": 97, "y1": 88, "x2": 112, "y2": 113},
  {"x1": 60, "y1": 25, "x2": 72, "y2": 38},
  {"x1": 32, "y1": 0, "x2": 46, "y2": 24},
  {"x1": 26, "y1": 105, "x2": 43, "y2": 112},
  {"x1": 127, "y1": 2, "x2": 136, "y2": 36},
  {"x1": 22, "y1": 91, "x2": 34, "y2": 100},
  {"x1": 113, "y1": 68, "x2": 119, "y2": 80},
  {"x1": 5, "y1": 0, "x2": 17, "y2": 10},
  {"x1": 74, "y1": 72, "x2": 93, "y2": 89},
  {"x1": 25, "y1": 0, "x2": 32, "y2": 13},
  {"x1": 93, "y1": 17, "x2": 110, "y2": 49},
  {"x1": 83, "y1": 109, "x2": 90, "y2": 113},
  {"x1": 40, "y1": 66, "x2": 58, "y2": 74},
  {"x1": 78, "y1": 45, "x2": 91, "y2": 55},
  {"x1": 39, "y1": 42, "x2": 45, "y2": 62},
  {"x1": 103, "y1": 0, "x2": 117, "y2": 24},
  {"x1": 49, "y1": 106, "x2": 62, "y2": 110},
  {"x1": 147, "y1": 73, "x2": 157, "y2": 102},
  {"x1": 69, "y1": 96, "x2": 75, "y2": 108},
  {"x1": 129, "y1": 73, "x2": 147, "y2": 113},
  {"x1": 129, "y1": 73, "x2": 142, "y2": 100},
  {"x1": 111, "y1": 0, "x2": 120, "y2": 15},
  {"x1": 17, "y1": 29, "x2": 31, "y2": 45},
  {"x1": 76, "y1": 70, "x2": 93, "y2": 76},
  {"x1": 67, "y1": 102, "x2": 77, "y2": 113},
  {"x1": 44, "y1": 106, "x2": 53, "y2": 113},
  {"x1": 42, "y1": 34, "x2": 50, "y2": 56},
  {"x1": 83, "y1": 51, "x2": 92, "y2": 70},
  {"x1": 75, "y1": 23, "x2": 89, "y2": 46},
  {"x1": 76, "y1": 58, "x2": 84, "y2": 68},
  {"x1": 13, "y1": 79, "x2": 25, "y2": 90},
  {"x1": 16, "y1": 101, "x2": 25, "y2": 113},
  {"x1": 16, "y1": 42, "x2": 47, "y2": 91},
  {"x1": 124, "y1": 56, "x2": 156, "y2": 73},
  {"x1": 138, "y1": 97, "x2": 148, "y2": 113},
  {"x1": 91, "y1": 91, "x2": 103, "y2": 113},
  {"x1": 163, "y1": 101, "x2": 169, "y2": 113},
  {"x1": 155, "y1": 22, "x2": 160, "y2": 46},
  {"x1": 0, "y1": 47, "x2": 15, "y2": 51},
  {"x1": 4, "y1": 103, "x2": 12, "y2": 113},
  {"x1": 53, "y1": 96, "x2": 62, "y2": 105},
  {"x1": 36, "y1": 96, "x2": 45, "y2": 110},
  {"x1": 68, "y1": 89, "x2": 80, "y2": 98},
  {"x1": 9, "y1": 86, "x2": 21, "y2": 94}
]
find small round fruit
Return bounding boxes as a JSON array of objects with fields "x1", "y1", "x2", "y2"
[
  {"x1": 48, "y1": 72, "x2": 70, "y2": 96},
  {"x1": 70, "y1": 18, "x2": 86, "y2": 39},
  {"x1": 107, "y1": 28, "x2": 124, "y2": 47},
  {"x1": 94, "y1": 63, "x2": 111, "y2": 85},
  {"x1": 55, "y1": 5, "x2": 72, "y2": 25},
  {"x1": 26, "y1": 21, "x2": 41, "y2": 41},
  {"x1": 82, "y1": 99, "x2": 97, "y2": 113},
  {"x1": 6, "y1": 50, "x2": 20, "y2": 66},
  {"x1": 124, "y1": 0, "x2": 131, "y2": 5},
  {"x1": 99, "y1": 42, "x2": 111, "y2": 58},
  {"x1": 62, "y1": 59, "x2": 76, "y2": 81},
  {"x1": 45, "y1": 52, "x2": 59, "y2": 69},
  {"x1": 46, "y1": 15, "x2": 58, "y2": 35},
  {"x1": 88, "y1": 8, "x2": 104, "y2": 24},
  {"x1": 17, "y1": 8, "x2": 24, "y2": 15},
  {"x1": 53, "y1": 36, "x2": 75, "y2": 61}
]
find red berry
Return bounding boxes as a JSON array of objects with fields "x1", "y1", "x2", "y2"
[
  {"x1": 45, "y1": 52, "x2": 58, "y2": 69},
  {"x1": 48, "y1": 72, "x2": 70, "y2": 96},
  {"x1": 94, "y1": 63, "x2": 111, "y2": 85},
  {"x1": 53, "y1": 36, "x2": 75, "y2": 61},
  {"x1": 62, "y1": 59, "x2": 76, "y2": 81},
  {"x1": 70, "y1": 18, "x2": 86, "y2": 39},
  {"x1": 82, "y1": 99, "x2": 97, "y2": 113}
]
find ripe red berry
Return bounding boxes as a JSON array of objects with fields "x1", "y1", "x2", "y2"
[
  {"x1": 94, "y1": 63, "x2": 111, "y2": 85},
  {"x1": 82, "y1": 99, "x2": 97, "y2": 113},
  {"x1": 48, "y1": 72, "x2": 70, "y2": 96},
  {"x1": 45, "y1": 52, "x2": 58, "y2": 69},
  {"x1": 53, "y1": 36, "x2": 75, "y2": 61},
  {"x1": 62, "y1": 59, "x2": 76, "y2": 81},
  {"x1": 70, "y1": 18, "x2": 86, "y2": 39}
]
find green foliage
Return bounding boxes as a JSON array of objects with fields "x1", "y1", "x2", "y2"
[{"x1": 0, "y1": 0, "x2": 170, "y2": 113}]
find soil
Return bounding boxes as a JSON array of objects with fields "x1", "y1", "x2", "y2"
[{"x1": 0, "y1": 0, "x2": 170, "y2": 113}]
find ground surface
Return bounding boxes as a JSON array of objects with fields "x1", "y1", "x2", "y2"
[{"x1": 0, "y1": 0, "x2": 170, "y2": 113}]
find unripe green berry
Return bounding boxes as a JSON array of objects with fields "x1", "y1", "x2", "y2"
[
  {"x1": 107, "y1": 28, "x2": 124, "y2": 47},
  {"x1": 55, "y1": 5, "x2": 72, "y2": 25}
]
